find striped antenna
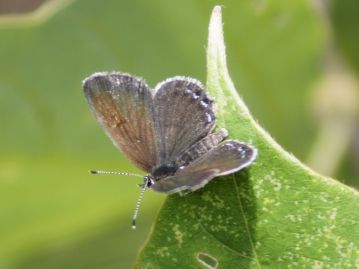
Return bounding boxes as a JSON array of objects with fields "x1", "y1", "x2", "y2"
[
  {"x1": 89, "y1": 170, "x2": 144, "y2": 178},
  {"x1": 89, "y1": 169, "x2": 148, "y2": 229},
  {"x1": 131, "y1": 177, "x2": 149, "y2": 230}
]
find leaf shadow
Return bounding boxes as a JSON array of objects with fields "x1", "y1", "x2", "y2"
[
  {"x1": 202, "y1": 169, "x2": 258, "y2": 265},
  {"x1": 172, "y1": 169, "x2": 259, "y2": 268}
]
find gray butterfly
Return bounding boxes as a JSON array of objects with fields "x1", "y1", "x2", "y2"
[{"x1": 83, "y1": 72, "x2": 257, "y2": 227}]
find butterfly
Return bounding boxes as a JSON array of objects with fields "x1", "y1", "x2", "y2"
[{"x1": 83, "y1": 72, "x2": 257, "y2": 228}]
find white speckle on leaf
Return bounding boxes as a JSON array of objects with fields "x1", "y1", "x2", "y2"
[
  {"x1": 329, "y1": 208, "x2": 337, "y2": 220},
  {"x1": 173, "y1": 224, "x2": 183, "y2": 247},
  {"x1": 286, "y1": 214, "x2": 296, "y2": 222},
  {"x1": 201, "y1": 192, "x2": 225, "y2": 209},
  {"x1": 155, "y1": 247, "x2": 169, "y2": 257},
  {"x1": 273, "y1": 181, "x2": 282, "y2": 192},
  {"x1": 313, "y1": 260, "x2": 324, "y2": 269}
]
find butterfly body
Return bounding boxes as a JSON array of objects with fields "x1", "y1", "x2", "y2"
[{"x1": 83, "y1": 72, "x2": 257, "y2": 195}]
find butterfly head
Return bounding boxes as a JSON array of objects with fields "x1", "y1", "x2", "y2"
[{"x1": 142, "y1": 175, "x2": 155, "y2": 188}]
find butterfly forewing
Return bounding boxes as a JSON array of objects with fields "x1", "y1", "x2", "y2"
[
  {"x1": 83, "y1": 72, "x2": 158, "y2": 172},
  {"x1": 151, "y1": 141, "x2": 257, "y2": 194},
  {"x1": 153, "y1": 77, "x2": 216, "y2": 165}
]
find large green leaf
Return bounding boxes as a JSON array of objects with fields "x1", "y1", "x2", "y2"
[{"x1": 135, "y1": 7, "x2": 359, "y2": 268}]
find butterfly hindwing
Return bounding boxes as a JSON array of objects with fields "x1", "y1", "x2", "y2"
[
  {"x1": 83, "y1": 72, "x2": 158, "y2": 172},
  {"x1": 151, "y1": 141, "x2": 257, "y2": 194}
]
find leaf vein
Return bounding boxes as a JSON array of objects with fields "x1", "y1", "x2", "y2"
[
  {"x1": 198, "y1": 220, "x2": 255, "y2": 261},
  {"x1": 232, "y1": 174, "x2": 262, "y2": 269}
]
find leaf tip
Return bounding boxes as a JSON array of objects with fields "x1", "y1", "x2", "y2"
[
  {"x1": 208, "y1": 5, "x2": 224, "y2": 47},
  {"x1": 212, "y1": 5, "x2": 222, "y2": 16},
  {"x1": 207, "y1": 5, "x2": 225, "y2": 88}
]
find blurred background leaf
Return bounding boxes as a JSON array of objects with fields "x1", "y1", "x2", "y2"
[{"x1": 0, "y1": 0, "x2": 358, "y2": 268}]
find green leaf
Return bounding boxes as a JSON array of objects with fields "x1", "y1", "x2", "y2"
[{"x1": 135, "y1": 6, "x2": 359, "y2": 269}]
